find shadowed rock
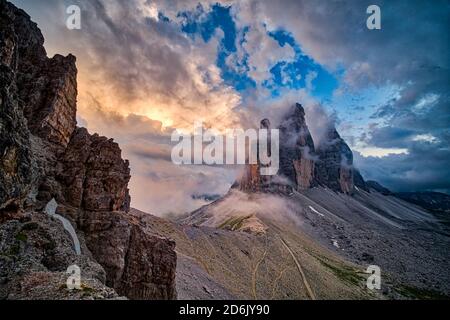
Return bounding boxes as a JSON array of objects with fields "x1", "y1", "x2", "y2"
[{"x1": 0, "y1": 0, "x2": 176, "y2": 300}]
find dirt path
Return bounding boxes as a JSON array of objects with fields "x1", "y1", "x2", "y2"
[
  {"x1": 279, "y1": 237, "x2": 316, "y2": 300},
  {"x1": 252, "y1": 249, "x2": 267, "y2": 299}
]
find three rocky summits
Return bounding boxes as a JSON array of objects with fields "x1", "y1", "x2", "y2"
[
  {"x1": 1, "y1": 0, "x2": 449, "y2": 300},
  {"x1": 236, "y1": 102, "x2": 367, "y2": 195}
]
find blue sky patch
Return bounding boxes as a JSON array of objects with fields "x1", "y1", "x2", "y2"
[{"x1": 179, "y1": 4, "x2": 338, "y2": 100}]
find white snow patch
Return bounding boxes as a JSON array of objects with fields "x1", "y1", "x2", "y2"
[
  {"x1": 45, "y1": 199, "x2": 81, "y2": 255},
  {"x1": 355, "y1": 186, "x2": 360, "y2": 192},
  {"x1": 332, "y1": 239, "x2": 340, "y2": 248},
  {"x1": 309, "y1": 205, "x2": 324, "y2": 217}
]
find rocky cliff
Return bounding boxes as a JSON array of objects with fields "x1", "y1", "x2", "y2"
[
  {"x1": 279, "y1": 103, "x2": 317, "y2": 190},
  {"x1": 237, "y1": 103, "x2": 364, "y2": 194},
  {"x1": 315, "y1": 127, "x2": 355, "y2": 194},
  {"x1": 0, "y1": 0, "x2": 176, "y2": 300}
]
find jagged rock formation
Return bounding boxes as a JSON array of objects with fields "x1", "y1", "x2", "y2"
[
  {"x1": 236, "y1": 103, "x2": 363, "y2": 194},
  {"x1": 315, "y1": 127, "x2": 355, "y2": 194},
  {"x1": 79, "y1": 211, "x2": 176, "y2": 300},
  {"x1": 0, "y1": 1, "x2": 35, "y2": 211},
  {"x1": 0, "y1": 210, "x2": 121, "y2": 300},
  {"x1": 279, "y1": 104, "x2": 316, "y2": 190},
  {"x1": 237, "y1": 119, "x2": 273, "y2": 193},
  {"x1": 0, "y1": 0, "x2": 176, "y2": 300},
  {"x1": 59, "y1": 127, "x2": 131, "y2": 213}
]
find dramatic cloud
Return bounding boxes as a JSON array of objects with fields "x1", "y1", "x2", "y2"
[{"x1": 11, "y1": 0, "x2": 449, "y2": 214}]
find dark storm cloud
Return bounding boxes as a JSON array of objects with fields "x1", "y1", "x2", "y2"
[{"x1": 11, "y1": 0, "x2": 450, "y2": 199}]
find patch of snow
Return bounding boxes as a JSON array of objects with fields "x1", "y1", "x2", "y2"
[
  {"x1": 309, "y1": 205, "x2": 324, "y2": 217},
  {"x1": 332, "y1": 239, "x2": 340, "y2": 248},
  {"x1": 355, "y1": 186, "x2": 360, "y2": 192},
  {"x1": 45, "y1": 199, "x2": 81, "y2": 255}
]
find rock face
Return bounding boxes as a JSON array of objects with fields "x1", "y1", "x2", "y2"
[
  {"x1": 0, "y1": 0, "x2": 176, "y2": 300},
  {"x1": 79, "y1": 211, "x2": 177, "y2": 300},
  {"x1": 236, "y1": 103, "x2": 363, "y2": 194},
  {"x1": 237, "y1": 119, "x2": 271, "y2": 193},
  {"x1": 0, "y1": 1, "x2": 35, "y2": 210},
  {"x1": 279, "y1": 104, "x2": 316, "y2": 190},
  {"x1": 0, "y1": 211, "x2": 121, "y2": 300},
  {"x1": 59, "y1": 127, "x2": 131, "y2": 213},
  {"x1": 315, "y1": 128, "x2": 355, "y2": 194}
]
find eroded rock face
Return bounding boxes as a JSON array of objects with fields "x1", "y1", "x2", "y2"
[
  {"x1": 293, "y1": 158, "x2": 315, "y2": 190},
  {"x1": 20, "y1": 54, "x2": 78, "y2": 149},
  {"x1": 315, "y1": 128, "x2": 355, "y2": 194},
  {"x1": 237, "y1": 104, "x2": 319, "y2": 193},
  {"x1": 0, "y1": 1, "x2": 35, "y2": 210},
  {"x1": 235, "y1": 103, "x2": 366, "y2": 195},
  {"x1": 279, "y1": 103, "x2": 317, "y2": 190},
  {"x1": 237, "y1": 119, "x2": 273, "y2": 192},
  {"x1": 59, "y1": 127, "x2": 131, "y2": 213},
  {"x1": 0, "y1": 0, "x2": 176, "y2": 300},
  {"x1": 0, "y1": 211, "x2": 121, "y2": 300},
  {"x1": 79, "y1": 211, "x2": 177, "y2": 300}
]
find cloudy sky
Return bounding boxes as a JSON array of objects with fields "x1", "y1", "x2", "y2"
[{"x1": 11, "y1": 0, "x2": 450, "y2": 215}]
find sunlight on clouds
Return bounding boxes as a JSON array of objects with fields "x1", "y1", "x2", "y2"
[
  {"x1": 412, "y1": 134, "x2": 439, "y2": 143},
  {"x1": 140, "y1": 1, "x2": 159, "y2": 21},
  {"x1": 355, "y1": 147, "x2": 409, "y2": 158}
]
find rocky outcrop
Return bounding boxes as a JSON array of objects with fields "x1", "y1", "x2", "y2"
[
  {"x1": 237, "y1": 119, "x2": 272, "y2": 193},
  {"x1": 0, "y1": 0, "x2": 176, "y2": 300},
  {"x1": 0, "y1": 211, "x2": 121, "y2": 300},
  {"x1": 79, "y1": 211, "x2": 177, "y2": 300},
  {"x1": 238, "y1": 164, "x2": 262, "y2": 192},
  {"x1": 0, "y1": 1, "x2": 35, "y2": 210},
  {"x1": 279, "y1": 104, "x2": 317, "y2": 190},
  {"x1": 236, "y1": 103, "x2": 362, "y2": 194},
  {"x1": 314, "y1": 128, "x2": 355, "y2": 194},
  {"x1": 59, "y1": 127, "x2": 131, "y2": 213},
  {"x1": 237, "y1": 104, "x2": 318, "y2": 193}
]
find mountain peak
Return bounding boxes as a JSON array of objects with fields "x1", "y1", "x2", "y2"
[{"x1": 237, "y1": 102, "x2": 364, "y2": 194}]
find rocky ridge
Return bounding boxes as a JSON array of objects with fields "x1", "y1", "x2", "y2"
[
  {"x1": 237, "y1": 103, "x2": 367, "y2": 195},
  {"x1": 0, "y1": 0, "x2": 176, "y2": 300}
]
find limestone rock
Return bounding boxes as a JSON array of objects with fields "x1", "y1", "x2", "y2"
[
  {"x1": 59, "y1": 127, "x2": 131, "y2": 213},
  {"x1": 0, "y1": 0, "x2": 176, "y2": 300},
  {"x1": 79, "y1": 211, "x2": 177, "y2": 300},
  {"x1": 0, "y1": 211, "x2": 121, "y2": 300},
  {"x1": 279, "y1": 103, "x2": 317, "y2": 190},
  {"x1": 0, "y1": 1, "x2": 35, "y2": 210},
  {"x1": 315, "y1": 128, "x2": 355, "y2": 194}
]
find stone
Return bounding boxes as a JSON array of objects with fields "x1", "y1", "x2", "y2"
[
  {"x1": 79, "y1": 210, "x2": 177, "y2": 300},
  {"x1": 279, "y1": 103, "x2": 317, "y2": 190},
  {"x1": 315, "y1": 127, "x2": 355, "y2": 194},
  {"x1": 59, "y1": 127, "x2": 131, "y2": 213},
  {"x1": 0, "y1": 1, "x2": 35, "y2": 210},
  {"x1": 0, "y1": 0, "x2": 177, "y2": 300}
]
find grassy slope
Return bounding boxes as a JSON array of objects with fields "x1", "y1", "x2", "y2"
[{"x1": 131, "y1": 208, "x2": 376, "y2": 300}]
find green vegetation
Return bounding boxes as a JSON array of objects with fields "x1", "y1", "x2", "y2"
[
  {"x1": 316, "y1": 257, "x2": 364, "y2": 286},
  {"x1": 15, "y1": 232, "x2": 28, "y2": 242},
  {"x1": 396, "y1": 284, "x2": 450, "y2": 300},
  {"x1": 21, "y1": 222, "x2": 39, "y2": 231},
  {"x1": 218, "y1": 215, "x2": 253, "y2": 231}
]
